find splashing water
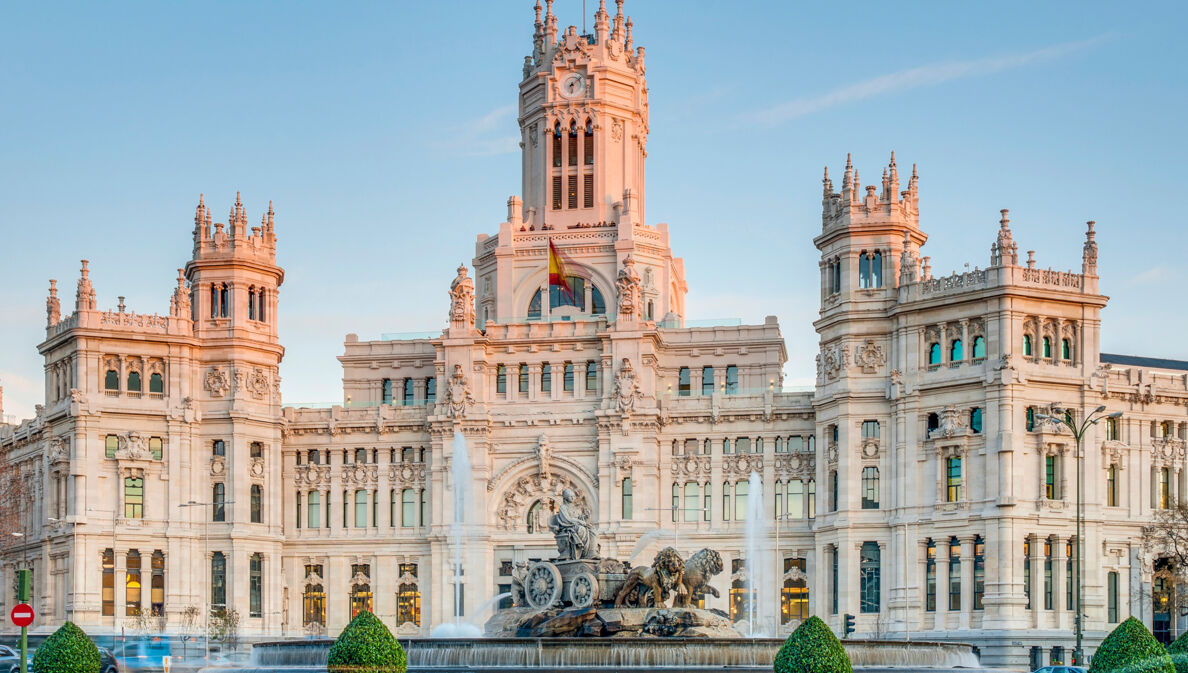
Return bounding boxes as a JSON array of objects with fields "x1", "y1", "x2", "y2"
[
  {"x1": 431, "y1": 430, "x2": 475, "y2": 638},
  {"x1": 745, "y1": 471, "x2": 771, "y2": 637},
  {"x1": 469, "y1": 592, "x2": 513, "y2": 627},
  {"x1": 627, "y1": 529, "x2": 677, "y2": 565}
]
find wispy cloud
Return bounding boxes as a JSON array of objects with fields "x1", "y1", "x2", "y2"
[
  {"x1": 1126, "y1": 265, "x2": 1179, "y2": 287},
  {"x1": 436, "y1": 103, "x2": 520, "y2": 157},
  {"x1": 746, "y1": 34, "x2": 1115, "y2": 125}
]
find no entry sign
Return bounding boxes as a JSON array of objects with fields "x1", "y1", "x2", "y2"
[{"x1": 10, "y1": 604, "x2": 33, "y2": 628}]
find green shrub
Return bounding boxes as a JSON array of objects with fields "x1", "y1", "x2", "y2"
[
  {"x1": 1166, "y1": 629, "x2": 1188, "y2": 673},
  {"x1": 32, "y1": 622, "x2": 100, "y2": 673},
  {"x1": 1090, "y1": 617, "x2": 1174, "y2": 673},
  {"x1": 774, "y1": 615, "x2": 852, "y2": 673},
  {"x1": 327, "y1": 610, "x2": 407, "y2": 673}
]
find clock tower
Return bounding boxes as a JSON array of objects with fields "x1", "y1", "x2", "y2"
[{"x1": 519, "y1": 0, "x2": 649, "y2": 230}]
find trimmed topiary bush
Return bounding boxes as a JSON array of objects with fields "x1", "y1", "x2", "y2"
[
  {"x1": 1166, "y1": 629, "x2": 1188, "y2": 673},
  {"x1": 32, "y1": 621, "x2": 100, "y2": 673},
  {"x1": 1090, "y1": 617, "x2": 1174, "y2": 673},
  {"x1": 327, "y1": 610, "x2": 407, "y2": 673},
  {"x1": 774, "y1": 615, "x2": 852, "y2": 673}
]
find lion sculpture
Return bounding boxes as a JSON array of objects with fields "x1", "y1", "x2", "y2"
[
  {"x1": 672, "y1": 548, "x2": 724, "y2": 607},
  {"x1": 614, "y1": 546, "x2": 685, "y2": 608}
]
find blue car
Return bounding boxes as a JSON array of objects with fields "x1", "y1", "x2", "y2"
[{"x1": 0, "y1": 645, "x2": 32, "y2": 673}]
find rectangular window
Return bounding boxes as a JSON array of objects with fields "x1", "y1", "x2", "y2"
[
  {"x1": 830, "y1": 470, "x2": 838, "y2": 512},
  {"x1": 949, "y1": 539, "x2": 961, "y2": 611},
  {"x1": 947, "y1": 457, "x2": 963, "y2": 502},
  {"x1": 1160, "y1": 467, "x2": 1171, "y2": 509},
  {"x1": 403, "y1": 378, "x2": 414, "y2": 405},
  {"x1": 552, "y1": 175, "x2": 562, "y2": 210},
  {"x1": 1066, "y1": 540, "x2": 1075, "y2": 611},
  {"x1": 568, "y1": 130, "x2": 577, "y2": 167},
  {"x1": 296, "y1": 491, "x2": 302, "y2": 529},
  {"x1": 382, "y1": 379, "x2": 393, "y2": 404},
  {"x1": 541, "y1": 364, "x2": 552, "y2": 393},
  {"x1": 788, "y1": 480, "x2": 804, "y2": 520},
  {"x1": 725, "y1": 365, "x2": 739, "y2": 394},
  {"x1": 831, "y1": 546, "x2": 839, "y2": 614},
  {"x1": 496, "y1": 365, "x2": 507, "y2": 394},
  {"x1": 211, "y1": 552, "x2": 227, "y2": 610},
  {"x1": 149, "y1": 436, "x2": 163, "y2": 461},
  {"x1": 213, "y1": 439, "x2": 226, "y2": 457},
  {"x1": 212, "y1": 483, "x2": 225, "y2": 522},
  {"x1": 621, "y1": 478, "x2": 633, "y2": 520},
  {"x1": 1024, "y1": 538, "x2": 1032, "y2": 609},
  {"x1": 106, "y1": 434, "x2": 118, "y2": 458},
  {"x1": 734, "y1": 480, "x2": 748, "y2": 521},
  {"x1": 974, "y1": 537, "x2": 985, "y2": 610},
  {"x1": 860, "y1": 541, "x2": 881, "y2": 613},
  {"x1": 151, "y1": 551, "x2": 165, "y2": 616},
  {"x1": 249, "y1": 554, "x2": 263, "y2": 618},
  {"x1": 420, "y1": 489, "x2": 427, "y2": 526},
  {"x1": 586, "y1": 361, "x2": 598, "y2": 392},
  {"x1": 861, "y1": 420, "x2": 880, "y2": 438},
  {"x1": 101, "y1": 549, "x2": 115, "y2": 616},
  {"x1": 250, "y1": 484, "x2": 263, "y2": 523},
  {"x1": 402, "y1": 489, "x2": 416, "y2": 527},
  {"x1": 807, "y1": 479, "x2": 816, "y2": 519},
  {"x1": 516, "y1": 365, "x2": 527, "y2": 395},
  {"x1": 583, "y1": 174, "x2": 593, "y2": 208},
  {"x1": 703, "y1": 482, "x2": 711, "y2": 522},
  {"x1": 722, "y1": 481, "x2": 731, "y2": 522},
  {"x1": 563, "y1": 363, "x2": 574, "y2": 392},
  {"x1": 125, "y1": 551, "x2": 141, "y2": 616},
  {"x1": 925, "y1": 540, "x2": 936, "y2": 612},
  {"x1": 567, "y1": 175, "x2": 578, "y2": 209},
  {"x1": 1108, "y1": 571, "x2": 1119, "y2": 623},
  {"x1": 1044, "y1": 539, "x2": 1053, "y2": 610},
  {"x1": 355, "y1": 490, "x2": 367, "y2": 528},
  {"x1": 736, "y1": 437, "x2": 751, "y2": 454},
  {"x1": 307, "y1": 491, "x2": 321, "y2": 528},
  {"x1": 426, "y1": 377, "x2": 436, "y2": 403},
  {"x1": 701, "y1": 367, "x2": 715, "y2": 396},
  {"x1": 678, "y1": 367, "x2": 690, "y2": 396},
  {"x1": 1045, "y1": 456, "x2": 1057, "y2": 499},
  {"x1": 584, "y1": 128, "x2": 593, "y2": 165},
  {"x1": 124, "y1": 477, "x2": 144, "y2": 518},
  {"x1": 781, "y1": 558, "x2": 809, "y2": 624}
]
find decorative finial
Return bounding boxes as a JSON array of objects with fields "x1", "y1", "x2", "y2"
[
  {"x1": 889, "y1": 150, "x2": 896, "y2": 167},
  {"x1": 999, "y1": 208, "x2": 1010, "y2": 229}
]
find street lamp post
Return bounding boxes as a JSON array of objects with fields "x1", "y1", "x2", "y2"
[
  {"x1": 179, "y1": 499, "x2": 233, "y2": 664},
  {"x1": 1036, "y1": 404, "x2": 1122, "y2": 665}
]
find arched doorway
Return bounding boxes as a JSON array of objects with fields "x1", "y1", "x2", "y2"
[{"x1": 1154, "y1": 558, "x2": 1176, "y2": 644}]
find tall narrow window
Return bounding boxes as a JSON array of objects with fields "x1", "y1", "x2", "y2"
[
  {"x1": 1042, "y1": 336, "x2": 1052, "y2": 358},
  {"x1": 398, "y1": 564, "x2": 421, "y2": 626},
  {"x1": 250, "y1": 484, "x2": 263, "y2": 523},
  {"x1": 1107, "y1": 465, "x2": 1119, "y2": 507},
  {"x1": 861, "y1": 467, "x2": 879, "y2": 509},
  {"x1": 585, "y1": 361, "x2": 598, "y2": 392},
  {"x1": 219, "y1": 284, "x2": 228, "y2": 318},
  {"x1": 355, "y1": 490, "x2": 367, "y2": 528},
  {"x1": 735, "y1": 479, "x2": 749, "y2": 521},
  {"x1": 149, "y1": 436, "x2": 163, "y2": 460},
  {"x1": 350, "y1": 564, "x2": 373, "y2": 617},
  {"x1": 947, "y1": 457, "x2": 962, "y2": 502},
  {"x1": 860, "y1": 542, "x2": 881, "y2": 613},
  {"x1": 1061, "y1": 338, "x2": 1072, "y2": 360},
  {"x1": 781, "y1": 558, "x2": 809, "y2": 624},
  {"x1": 671, "y1": 483, "x2": 679, "y2": 523},
  {"x1": 1044, "y1": 538, "x2": 1053, "y2": 610},
  {"x1": 552, "y1": 175, "x2": 563, "y2": 210},
  {"x1": 725, "y1": 365, "x2": 739, "y2": 394},
  {"x1": 925, "y1": 539, "x2": 936, "y2": 611},
  {"x1": 871, "y1": 251, "x2": 883, "y2": 287},
  {"x1": 518, "y1": 364, "x2": 529, "y2": 395},
  {"x1": 248, "y1": 287, "x2": 257, "y2": 320},
  {"x1": 1066, "y1": 539, "x2": 1075, "y2": 611},
  {"x1": 307, "y1": 491, "x2": 321, "y2": 528},
  {"x1": 701, "y1": 367, "x2": 715, "y2": 396},
  {"x1": 678, "y1": 367, "x2": 691, "y2": 396},
  {"x1": 149, "y1": 373, "x2": 164, "y2": 394},
  {"x1": 1160, "y1": 467, "x2": 1172, "y2": 509},
  {"x1": 126, "y1": 550, "x2": 141, "y2": 616},
  {"x1": 1045, "y1": 456, "x2": 1057, "y2": 499},
  {"x1": 124, "y1": 477, "x2": 144, "y2": 518},
  {"x1": 151, "y1": 551, "x2": 165, "y2": 616},
  {"x1": 1107, "y1": 571, "x2": 1119, "y2": 623},
  {"x1": 567, "y1": 174, "x2": 578, "y2": 209},
  {"x1": 105, "y1": 369, "x2": 119, "y2": 391},
  {"x1": 1106, "y1": 416, "x2": 1120, "y2": 441},
  {"x1": 127, "y1": 371, "x2": 142, "y2": 392},
  {"x1": 950, "y1": 339, "x2": 963, "y2": 362},
  {"x1": 788, "y1": 479, "x2": 804, "y2": 520},
  {"x1": 402, "y1": 489, "x2": 415, "y2": 527},
  {"x1": 296, "y1": 491, "x2": 302, "y2": 529},
  {"x1": 101, "y1": 548, "x2": 115, "y2": 616},
  {"x1": 949, "y1": 537, "x2": 961, "y2": 611},
  {"x1": 257, "y1": 289, "x2": 267, "y2": 322},
  {"x1": 1024, "y1": 537, "x2": 1032, "y2": 609},
  {"x1": 249, "y1": 553, "x2": 263, "y2": 618},
  {"x1": 974, "y1": 536, "x2": 985, "y2": 610},
  {"x1": 213, "y1": 439, "x2": 226, "y2": 457},
  {"x1": 420, "y1": 488, "x2": 427, "y2": 526},
  {"x1": 552, "y1": 122, "x2": 562, "y2": 168},
  {"x1": 722, "y1": 481, "x2": 731, "y2": 522},
  {"x1": 1023, "y1": 334, "x2": 1033, "y2": 356},
  {"x1": 583, "y1": 119, "x2": 594, "y2": 165},
  {"x1": 382, "y1": 379, "x2": 393, "y2": 404},
  {"x1": 970, "y1": 408, "x2": 983, "y2": 434},
  {"x1": 210, "y1": 284, "x2": 219, "y2": 319},
  {"x1": 830, "y1": 470, "x2": 838, "y2": 512},
  {"x1": 303, "y1": 564, "x2": 326, "y2": 626},
  {"x1": 1026, "y1": 407, "x2": 1036, "y2": 431},
  {"x1": 703, "y1": 482, "x2": 712, "y2": 521},
  {"x1": 495, "y1": 365, "x2": 506, "y2": 394},
  {"x1": 403, "y1": 378, "x2": 414, "y2": 405},
  {"x1": 621, "y1": 478, "x2": 633, "y2": 520},
  {"x1": 928, "y1": 343, "x2": 942, "y2": 365},
  {"x1": 426, "y1": 377, "x2": 436, "y2": 403},
  {"x1": 831, "y1": 546, "x2": 839, "y2": 614},
  {"x1": 211, "y1": 552, "x2": 227, "y2": 610},
  {"x1": 972, "y1": 335, "x2": 986, "y2": 359},
  {"x1": 859, "y1": 253, "x2": 871, "y2": 288},
  {"x1": 567, "y1": 121, "x2": 578, "y2": 167},
  {"x1": 563, "y1": 362, "x2": 574, "y2": 392},
  {"x1": 212, "y1": 483, "x2": 226, "y2": 521},
  {"x1": 583, "y1": 173, "x2": 594, "y2": 209},
  {"x1": 106, "y1": 434, "x2": 118, "y2": 458}
]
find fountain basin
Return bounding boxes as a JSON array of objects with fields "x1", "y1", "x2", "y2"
[{"x1": 244, "y1": 636, "x2": 984, "y2": 672}]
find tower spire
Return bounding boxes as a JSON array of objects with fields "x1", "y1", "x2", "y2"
[
  {"x1": 822, "y1": 166, "x2": 832, "y2": 196},
  {"x1": 46, "y1": 279, "x2": 60, "y2": 327},
  {"x1": 888, "y1": 151, "x2": 899, "y2": 204},
  {"x1": 595, "y1": 0, "x2": 609, "y2": 42}
]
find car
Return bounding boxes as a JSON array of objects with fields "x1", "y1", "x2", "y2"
[
  {"x1": 97, "y1": 646, "x2": 119, "y2": 673},
  {"x1": 1033, "y1": 666, "x2": 1087, "y2": 673},
  {"x1": 0, "y1": 645, "x2": 33, "y2": 673}
]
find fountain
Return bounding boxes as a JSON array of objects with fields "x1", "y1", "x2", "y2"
[
  {"x1": 243, "y1": 442, "x2": 987, "y2": 672},
  {"x1": 429, "y1": 431, "x2": 482, "y2": 639}
]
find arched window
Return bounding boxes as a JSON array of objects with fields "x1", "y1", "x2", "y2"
[
  {"x1": 860, "y1": 542, "x2": 881, "y2": 613},
  {"x1": 928, "y1": 343, "x2": 942, "y2": 365},
  {"x1": 354, "y1": 490, "x2": 368, "y2": 528},
  {"x1": 258, "y1": 289, "x2": 267, "y2": 322},
  {"x1": 211, "y1": 552, "x2": 227, "y2": 609},
  {"x1": 397, "y1": 563, "x2": 421, "y2": 626},
  {"x1": 219, "y1": 284, "x2": 228, "y2": 318},
  {"x1": 568, "y1": 119, "x2": 578, "y2": 167},
  {"x1": 1023, "y1": 334, "x2": 1033, "y2": 356},
  {"x1": 970, "y1": 408, "x2": 983, "y2": 434},
  {"x1": 527, "y1": 501, "x2": 541, "y2": 533},
  {"x1": 212, "y1": 483, "x2": 226, "y2": 521},
  {"x1": 127, "y1": 371, "x2": 141, "y2": 392},
  {"x1": 950, "y1": 339, "x2": 963, "y2": 362},
  {"x1": 621, "y1": 477, "x2": 633, "y2": 519},
  {"x1": 781, "y1": 557, "x2": 809, "y2": 624},
  {"x1": 248, "y1": 286, "x2": 257, "y2": 320},
  {"x1": 303, "y1": 564, "x2": 326, "y2": 626},
  {"x1": 946, "y1": 457, "x2": 962, "y2": 502},
  {"x1": 1042, "y1": 336, "x2": 1052, "y2": 358},
  {"x1": 552, "y1": 121, "x2": 562, "y2": 168},
  {"x1": 349, "y1": 564, "x2": 373, "y2": 617},
  {"x1": 1061, "y1": 338, "x2": 1072, "y2": 360},
  {"x1": 684, "y1": 482, "x2": 699, "y2": 521},
  {"x1": 308, "y1": 449, "x2": 321, "y2": 465},
  {"x1": 861, "y1": 467, "x2": 879, "y2": 509},
  {"x1": 591, "y1": 284, "x2": 605, "y2": 314},
  {"x1": 583, "y1": 118, "x2": 594, "y2": 166},
  {"x1": 307, "y1": 491, "x2": 321, "y2": 528},
  {"x1": 210, "y1": 284, "x2": 219, "y2": 319},
  {"x1": 871, "y1": 251, "x2": 882, "y2": 287},
  {"x1": 646, "y1": 300, "x2": 654, "y2": 321},
  {"x1": 105, "y1": 369, "x2": 119, "y2": 391},
  {"x1": 250, "y1": 484, "x2": 263, "y2": 523},
  {"x1": 859, "y1": 252, "x2": 871, "y2": 288},
  {"x1": 972, "y1": 335, "x2": 986, "y2": 359},
  {"x1": 550, "y1": 275, "x2": 587, "y2": 311},
  {"x1": 528, "y1": 290, "x2": 542, "y2": 320}
]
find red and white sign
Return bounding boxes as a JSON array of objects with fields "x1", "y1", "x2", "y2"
[{"x1": 10, "y1": 603, "x2": 33, "y2": 628}]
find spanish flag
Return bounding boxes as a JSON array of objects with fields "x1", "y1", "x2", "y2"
[{"x1": 548, "y1": 239, "x2": 575, "y2": 303}]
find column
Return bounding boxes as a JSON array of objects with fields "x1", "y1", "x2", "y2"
[
  {"x1": 1052, "y1": 534, "x2": 1066, "y2": 629},
  {"x1": 936, "y1": 537, "x2": 949, "y2": 629},
  {"x1": 917, "y1": 538, "x2": 929, "y2": 630},
  {"x1": 959, "y1": 535, "x2": 975, "y2": 629},
  {"x1": 1028, "y1": 533, "x2": 1042, "y2": 629}
]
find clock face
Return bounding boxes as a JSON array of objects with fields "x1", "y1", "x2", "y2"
[{"x1": 561, "y1": 73, "x2": 586, "y2": 99}]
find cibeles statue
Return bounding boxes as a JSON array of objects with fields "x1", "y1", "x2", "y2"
[{"x1": 548, "y1": 488, "x2": 600, "y2": 560}]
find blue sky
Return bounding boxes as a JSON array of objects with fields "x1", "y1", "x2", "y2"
[{"x1": 2, "y1": 1, "x2": 1185, "y2": 419}]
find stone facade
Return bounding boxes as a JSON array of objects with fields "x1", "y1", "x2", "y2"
[{"x1": 1, "y1": 2, "x2": 1185, "y2": 668}]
